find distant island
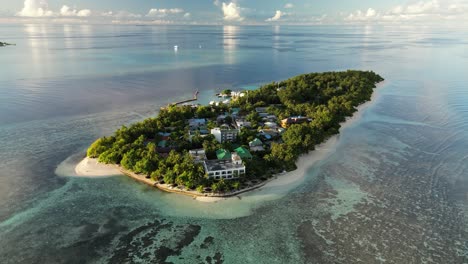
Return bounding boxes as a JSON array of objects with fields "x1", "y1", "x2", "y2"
[
  {"x1": 82, "y1": 70, "x2": 384, "y2": 196},
  {"x1": 0, "y1": 42, "x2": 14, "y2": 47}
]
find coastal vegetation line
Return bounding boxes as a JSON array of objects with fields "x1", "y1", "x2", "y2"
[{"x1": 86, "y1": 70, "x2": 384, "y2": 195}]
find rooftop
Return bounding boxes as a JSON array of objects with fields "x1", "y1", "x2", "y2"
[
  {"x1": 235, "y1": 146, "x2": 253, "y2": 159},
  {"x1": 216, "y1": 149, "x2": 232, "y2": 160},
  {"x1": 249, "y1": 138, "x2": 263, "y2": 147},
  {"x1": 204, "y1": 160, "x2": 245, "y2": 172}
]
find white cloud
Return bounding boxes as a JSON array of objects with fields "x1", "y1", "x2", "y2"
[
  {"x1": 284, "y1": 3, "x2": 294, "y2": 9},
  {"x1": 345, "y1": 0, "x2": 468, "y2": 23},
  {"x1": 266, "y1": 10, "x2": 283, "y2": 21},
  {"x1": 147, "y1": 8, "x2": 184, "y2": 17},
  {"x1": 346, "y1": 8, "x2": 379, "y2": 21},
  {"x1": 406, "y1": 0, "x2": 440, "y2": 14},
  {"x1": 184, "y1": 12, "x2": 191, "y2": 18},
  {"x1": 102, "y1": 10, "x2": 142, "y2": 19},
  {"x1": 60, "y1": 5, "x2": 91, "y2": 17},
  {"x1": 17, "y1": 0, "x2": 54, "y2": 17},
  {"x1": 222, "y1": 2, "x2": 244, "y2": 21}
]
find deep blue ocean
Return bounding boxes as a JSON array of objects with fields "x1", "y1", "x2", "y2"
[{"x1": 0, "y1": 24, "x2": 467, "y2": 263}]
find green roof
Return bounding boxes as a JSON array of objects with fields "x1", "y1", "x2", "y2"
[
  {"x1": 158, "y1": 140, "x2": 168, "y2": 148},
  {"x1": 249, "y1": 138, "x2": 263, "y2": 147},
  {"x1": 216, "y1": 149, "x2": 232, "y2": 160},
  {"x1": 235, "y1": 147, "x2": 253, "y2": 159}
]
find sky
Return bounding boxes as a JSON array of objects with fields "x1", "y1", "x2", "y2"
[{"x1": 1, "y1": 0, "x2": 467, "y2": 24}]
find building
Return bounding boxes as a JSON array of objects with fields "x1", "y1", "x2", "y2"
[
  {"x1": 235, "y1": 119, "x2": 252, "y2": 129},
  {"x1": 211, "y1": 126, "x2": 239, "y2": 143},
  {"x1": 255, "y1": 107, "x2": 268, "y2": 113},
  {"x1": 264, "y1": 122, "x2": 278, "y2": 129},
  {"x1": 216, "y1": 149, "x2": 232, "y2": 160},
  {"x1": 249, "y1": 138, "x2": 265, "y2": 152},
  {"x1": 188, "y1": 118, "x2": 206, "y2": 128},
  {"x1": 234, "y1": 147, "x2": 253, "y2": 159},
  {"x1": 158, "y1": 132, "x2": 171, "y2": 140},
  {"x1": 188, "y1": 126, "x2": 210, "y2": 142},
  {"x1": 203, "y1": 153, "x2": 246, "y2": 180},
  {"x1": 281, "y1": 116, "x2": 312, "y2": 128},
  {"x1": 189, "y1": 149, "x2": 207, "y2": 163}
]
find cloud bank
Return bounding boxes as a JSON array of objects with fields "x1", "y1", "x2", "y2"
[
  {"x1": 345, "y1": 0, "x2": 468, "y2": 22},
  {"x1": 17, "y1": 0, "x2": 91, "y2": 17},
  {"x1": 147, "y1": 8, "x2": 184, "y2": 17}
]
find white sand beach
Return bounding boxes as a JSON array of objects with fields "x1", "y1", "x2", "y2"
[{"x1": 75, "y1": 157, "x2": 122, "y2": 177}]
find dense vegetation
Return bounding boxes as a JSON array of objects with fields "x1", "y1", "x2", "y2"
[{"x1": 87, "y1": 70, "x2": 383, "y2": 193}]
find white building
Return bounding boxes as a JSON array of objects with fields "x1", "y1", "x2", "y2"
[
  {"x1": 203, "y1": 153, "x2": 245, "y2": 180},
  {"x1": 211, "y1": 126, "x2": 239, "y2": 143}
]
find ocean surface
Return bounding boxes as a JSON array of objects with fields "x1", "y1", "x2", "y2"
[{"x1": 0, "y1": 24, "x2": 467, "y2": 263}]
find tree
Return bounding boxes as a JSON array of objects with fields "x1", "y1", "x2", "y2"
[{"x1": 196, "y1": 185, "x2": 204, "y2": 193}]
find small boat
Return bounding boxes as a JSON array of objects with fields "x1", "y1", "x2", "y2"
[{"x1": 174, "y1": 45, "x2": 178, "y2": 51}]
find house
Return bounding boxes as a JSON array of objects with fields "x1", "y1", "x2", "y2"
[
  {"x1": 281, "y1": 116, "x2": 312, "y2": 128},
  {"x1": 158, "y1": 132, "x2": 171, "y2": 140},
  {"x1": 203, "y1": 153, "x2": 246, "y2": 180},
  {"x1": 258, "y1": 131, "x2": 272, "y2": 140},
  {"x1": 255, "y1": 107, "x2": 269, "y2": 117},
  {"x1": 259, "y1": 129, "x2": 279, "y2": 138},
  {"x1": 264, "y1": 122, "x2": 278, "y2": 129},
  {"x1": 235, "y1": 146, "x2": 253, "y2": 159},
  {"x1": 231, "y1": 107, "x2": 240, "y2": 117},
  {"x1": 216, "y1": 149, "x2": 232, "y2": 160},
  {"x1": 249, "y1": 138, "x2": 265, "y2": 152},
  {"x1": 189, "y1": 149, "x2": 207, "y2": 163},
  {"x1": 188, "y1": 126, "x2": 210, "y2": 142},
  {"x1": 255, "y1": 107, "x2": 268, "y2": 113},
  {"x1": 235, "y1": 119, "x2": 252, "y2": 129},
  {"x1": 188, "y1": 118, "x2": 206, "y2": 128},
  {"x1": 211, "y1": 126, "x2": 239, "y2": 143}
]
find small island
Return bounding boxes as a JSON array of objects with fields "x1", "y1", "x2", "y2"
[
  {"x1": 0, "y1": 42, "x2": 14, "y2": 47},
  {"x1": 82, "y1": 70, "x2": 384, "y2": 197}
]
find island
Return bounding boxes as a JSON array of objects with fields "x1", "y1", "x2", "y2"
[
  {"x1": 0, "y1": 42, "x2": 14, "y2": 47},
  {"x1": 82, "y1": 70, "x2": 384, "y2": 197}
]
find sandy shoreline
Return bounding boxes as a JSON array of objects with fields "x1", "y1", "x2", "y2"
[
  {"x1": 74, "y1": 84, "x2": 382, "y2": 202},
  {"x1": 75, "y1": 157, "x2": 122, "y2": 177}
]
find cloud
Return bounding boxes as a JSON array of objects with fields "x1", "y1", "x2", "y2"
[
  {"x1": 266, "y1": 10, "x2": 283, "y2": 21},
  {"x1": 345, "y1": 0, "x2": 468, "y2": 22},
  {"x1": 17, "y1": 0, "x2": 54, "y2": 17},
  {"x1": 284, "y1": 3, "x2": 294, "y2": 9},
  {"x1": 346, "y1": 8, "x2": 379, "y2": 21},
  {"x1": 214, "y1": 0, "x2": 221, "y2": 7},
  {"x1": 147, "y1": 8, "x2": 184, "y2": 17},
  {"x1": 222, "y1": 2, "x2": 244, "y2": 21},
  {"x1": 60, "y1": 5, "x2": 91, "y2": 17},
  {"x1": 102, "y1": 10, "x2": 142, "y2": 19},
  {"x1": 406, "y1": 0, "x2": 440, "y2": 14}
]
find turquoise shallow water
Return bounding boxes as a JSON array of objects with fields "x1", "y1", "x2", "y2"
[{"x1": 0, "y1": 24, "x2": 467, "y2": 263}]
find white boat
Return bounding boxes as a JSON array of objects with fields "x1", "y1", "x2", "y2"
[{"x1": 174, "y1": 45, "x2": 178, "y2": 51}]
